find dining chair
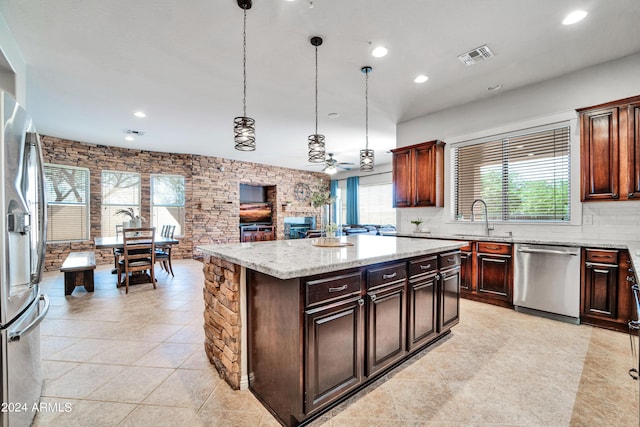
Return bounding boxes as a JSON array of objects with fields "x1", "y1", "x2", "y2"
[
  {"x1": 155, "y1": 225, "x2": 176, "y2": 277},
  {"x1": 112, "y1": 224, "x2": 125, "y2": 270},
  {"x1": 117, "y1": 227, "x2": 156, "y2": 294}
]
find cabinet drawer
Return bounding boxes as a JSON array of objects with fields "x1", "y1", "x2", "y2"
[
  {"x1": 458, "y1": 242, "x2": 472, "y2": 252},
  {"x1": 439, "y1": 251, "x2": 461, "y2": 270},
  {"x1": 306, "y1": 272, "x2": 362, "y2": 307},
  {"x1": 585, "y1": 249, "x2": 618, "y2": 264},
  {"x1": 409, "y1": 255, "x2": 437, "y2": 277},
  {"x1": 477, "y1": 242, "x2": 512, "y2": 255},
  {"x1": 367, "y1": 263, "x2": 407, "y2": 289}
]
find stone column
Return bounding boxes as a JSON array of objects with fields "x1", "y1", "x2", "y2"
[{"x1": 202, "y1": 255, "x2": 241, "y2": 389}]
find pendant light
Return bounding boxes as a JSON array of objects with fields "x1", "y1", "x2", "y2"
[
  {"x1": 360, "y1": 66, "x2": 374, "y2": 171},
  {"x1": 308, "y1": 36, "x2": 326, "y2": 163},
  {"x1": 234, "y1": 0, "x2": 256, "y2": 151}
]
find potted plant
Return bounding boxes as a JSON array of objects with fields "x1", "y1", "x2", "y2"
[
  {"x1": 115, "y1": 208, "x2": 145, "y2": 228},
  {"x1": 325, "y1": 222, "x2": 339, "y2": 238},
  {"x1": 410, "y1": 218, "x2": 423, "y2": 232},
  {"x1": 310, "y1": 189, "x2": 334, "y2": 209}
]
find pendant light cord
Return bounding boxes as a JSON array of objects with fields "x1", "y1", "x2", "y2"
[
  {"x1": 365, "y1": 68, "x2": 369, "y2": 149},
  {"x1": 242, "y1": 8, "x2": 247, "y2": 117},
  {"x1": 314, "y1": 45, "x2": 318, "y2": 135}
]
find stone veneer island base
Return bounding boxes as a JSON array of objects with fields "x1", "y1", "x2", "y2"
[{"x1": 199, "y1": 235, "x2": 466, "y2": 426}]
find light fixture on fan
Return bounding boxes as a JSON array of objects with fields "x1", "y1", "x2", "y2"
[
  {"x1": 234, "y1": 0, "x2": 256, "y2": 151},
  {"x1": 360, "y1": 66, "x2": 374, "y2": 171},
  {"x1": 308, "y1": 36, "x2": 326, "y2": 163}
]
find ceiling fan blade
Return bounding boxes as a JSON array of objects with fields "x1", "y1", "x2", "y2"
[{"x1": 337, "y1": 162, "x2": 355, "y2": 166}]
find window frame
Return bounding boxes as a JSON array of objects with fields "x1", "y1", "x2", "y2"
[
  {"x1": 101, "y1": 170, "x2": 142, "y2": 237},
  {"x1": 452, "y1": 123, "x2": 572, "y2": 224},
  {"x1": 150, "y1": 173, "x2": 186, "y2": 237},
  {"x1": 44, "y1": 163, "x2": 91, "y2": 243}
]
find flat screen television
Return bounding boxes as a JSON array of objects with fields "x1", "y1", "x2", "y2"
[{"x1": 239, "y1": 203, "x2": 272, "y2": 224}]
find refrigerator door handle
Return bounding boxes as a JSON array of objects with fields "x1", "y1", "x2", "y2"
[
  {"x1": 27, "y1": 132, "x2": 47, "y2": 284},
  {"x1": 9, "y1": 294, "x2": 49, "y2": 342}
]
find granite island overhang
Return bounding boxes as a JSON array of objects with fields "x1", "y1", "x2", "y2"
[{"x1": 197, "y1": 235, "x2": 467, "y2": 426}]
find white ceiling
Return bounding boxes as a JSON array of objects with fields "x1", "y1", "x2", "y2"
[{"x1": 1, "y1": 0, "x2": 639, "y2": 172}]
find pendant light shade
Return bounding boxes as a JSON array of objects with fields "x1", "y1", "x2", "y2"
[
  {"x1": 234, "y1": 0, "x2": 256, "y2": 151},
  {"x1": 360, "y1": 66, "x2": 374, "y2": 171},
  {"x1": 308, "y1": 36, "x2": 326, "y2": 163}
]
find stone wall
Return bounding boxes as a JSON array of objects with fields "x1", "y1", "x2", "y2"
[
  {"x1": 41, "y1": 136, "x2": 327, "y2": 270},
  {"x1": 202, "y1": 255, "x2": 241, "y2": 389}
]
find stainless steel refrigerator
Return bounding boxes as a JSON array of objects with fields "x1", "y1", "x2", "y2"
[{"x1": 0, "y1": 91, "x2": 49, "y2": 427}]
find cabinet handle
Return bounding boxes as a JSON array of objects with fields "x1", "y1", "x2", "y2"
[
  {"x1": 328, "y1": 285, "x2": 348, "y2": 293},
  {"x1": 382, "y1": 272, "x2": 397, "y2": 279},
  {"x1": 370, "y1": 294, "x2": 377, "y2": 302},
  {"x1": 447, "y1": 257, "x2": 455, "y2": 262},
  {"x1": 358, "y1": 298, "x2": 364, "y2": 307},
  {"x1": 628, "y1": 276, "x2": 636, "y2": 283},
  {"x1": 612, "y1": 193, "x2": 619, "y2": 199},
  {"x1": 420, "y1": 264, "x2": 432, "y2": 270},
  {"x1": 629, "y1": 193, "x2": 635, "y2": 199},
  {"x1": 485, "y1": 246, "x2": 500, "y2": 250},
  {"x1": 630, "y1": 268, "x2": 635, "y2": 273}
]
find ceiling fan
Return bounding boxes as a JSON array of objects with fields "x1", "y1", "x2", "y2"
[{"x1": 307, "y1": 153, "x2": 354, "y2": 175}]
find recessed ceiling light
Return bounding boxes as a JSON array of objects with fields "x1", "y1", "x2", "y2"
[
  {"x1": 487, "y1": 84, "x2": 502, "y2": 92},
  {"x1": 371, "y1": 46, "x2": 388, "y2": 58},
  {"x1": 562, "y1": 10, "x2": 587, "y2": 25},
  {"x1": 328, "y1": 112, "x2": 339, "y2": 118},
  {"x1": 134, "y1": 111, "x2": 146, "y2": 118},
  {"x1": 414, "y1": 75, "x2": 429, "y2": 83},
  {"x1": 125, "y1": 136, "x2": 134, "y2": 141}
]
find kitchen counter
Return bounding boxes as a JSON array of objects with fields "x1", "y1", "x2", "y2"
[
  {"x1": 197, "y1": 234, "x2": 466, "y2": 280},
  {"x1": 391, "y1": 231, "x2": 640, "y2": 279}
]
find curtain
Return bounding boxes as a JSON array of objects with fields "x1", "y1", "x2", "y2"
[
  {"x1": 346, "y1": 176, "x2": 359, "y2": 225},
  {"x1": 330, "y1": 180, "x2": 338, "y2": 223}
]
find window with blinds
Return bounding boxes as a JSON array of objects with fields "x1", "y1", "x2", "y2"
[
  {"x1": 101, "y1": 171, "x2": 141, "y2": 236},
  {"x1": 453, "y1": 125, "x2": 570, "y2": 222},
  {"x1": 358, "y1": 173, "x2": 396, "y2": 226},
  {"x1": 151, "y1": 174, "x2": 185, "y2": 236},
  {"x1": 44, "y1": 164, "x2": 90, "y2": 242}
]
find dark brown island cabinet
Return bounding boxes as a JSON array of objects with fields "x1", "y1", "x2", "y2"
[
  {"x1": 578, "y1": 94, "x2": 640, "y2": 201},
  {"x1": 247, "y1": 250, "x2": 461, "y2": 426}
]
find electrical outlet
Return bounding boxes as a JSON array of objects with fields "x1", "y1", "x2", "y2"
[{"x1": 583, "y1": 214, "x2": 593, "y2": 225}]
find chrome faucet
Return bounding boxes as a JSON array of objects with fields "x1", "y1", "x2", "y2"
[{"x1": 470, "y1": 199, "x2": 494, "y2": 236}]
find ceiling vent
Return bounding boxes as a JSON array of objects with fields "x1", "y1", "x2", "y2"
[
  {"x1": 124, "y1": 129, "x2": 145, "y2": 136},
  {"x1": 457, "y1": 45, "x2": 494, "y2": 66}
]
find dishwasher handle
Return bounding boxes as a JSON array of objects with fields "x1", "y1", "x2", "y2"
[{"x1": 517, "y1": 247, "x2": 578, "y2": 256}]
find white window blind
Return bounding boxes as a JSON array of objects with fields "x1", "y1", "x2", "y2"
[
  {"x1": 454, "y1": 125, "x2": 570, "y2": 222},
  {"x1": 44, "y1": 164, "x2": 90, "y2": 242},
  {"x1": 101, "y1": 171, "x2": 141, "y2": 236},
  {"x1": 358, "y1": 173, "x2": 396, "y2": 226},
  {"x1": 151, "y1": 174, "x2": 185, "y2": 236}
]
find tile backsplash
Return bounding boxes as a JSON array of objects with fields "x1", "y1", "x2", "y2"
[{"x1": 398, "y1": 201, "x2": 640, "y2": 242}]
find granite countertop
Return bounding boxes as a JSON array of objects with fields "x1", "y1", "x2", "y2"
[{"x1": 197, "y1": 235, "x2": 466, "y2": 280}]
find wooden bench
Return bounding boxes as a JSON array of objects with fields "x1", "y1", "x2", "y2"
[{"x1": 60, "y1": 251, "x2": 96, "y2": 295}]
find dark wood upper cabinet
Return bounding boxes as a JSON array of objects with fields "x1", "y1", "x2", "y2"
[
  {"x1": 392, "y1": 140, "x2": 445, "y2": 208},
  {"x1": 578, "y1": 95, "x2": 640, "y2": 201}
]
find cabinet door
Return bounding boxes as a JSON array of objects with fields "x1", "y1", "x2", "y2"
[
  {"x1": 392, "y1": 148, "x2": 413, "y2": 207},
  {"x1": 407, "y1": 274, "x2": 437, "y2": 352},
  {"x1": 583, "y1": 262, "x2": 618, "y2": 319},
  {"x1": 580, "y1": 107, "x2": 620, "y2": 201},
  {"x1": 366, "y1": 283, "x2": 406, "y2": 377},
  {"x1": 414, "y1": 143, "x2": 443, "y2": 207},
  {"x1": 459, "y1": 251, "x2": 474, "y2": 293},
  {"x1": 627, "y1": 103, "x2": 640, "y2": 199},
  {"x1": 440, "y1": 267, "x2": 461, "y2": 332},
  {"x1": 477, "y1": 253, "x2": 511, "y2": 301},
  {"x1": 305, "y1": 297, "x2": 364, "y2": 414}
]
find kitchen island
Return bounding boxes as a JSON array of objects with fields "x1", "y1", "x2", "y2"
[{"x1": 197, "y1": 235, "x2": 466, "y2": 426}]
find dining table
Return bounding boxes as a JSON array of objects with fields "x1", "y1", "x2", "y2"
[{"x1": 94, "y1": 235, "x2": 179, "y2": 279}]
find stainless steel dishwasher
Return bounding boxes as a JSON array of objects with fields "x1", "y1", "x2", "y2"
[{"x1": 513, "y1": 244, "x2": 581, "y2": 324}]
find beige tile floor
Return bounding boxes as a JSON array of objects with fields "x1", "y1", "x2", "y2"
[{"x1": 36, "y1": 259, "x2": 639, "y2": 426}]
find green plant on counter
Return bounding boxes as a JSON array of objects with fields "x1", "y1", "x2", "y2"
[
  {"x1": 324, "y1": 222, "x2": 339, "y2": 232},
  {"x1": 410, "y1": 218, "x2": 423, "y2": 226},
  {"x1": 310, "y1": 188, "x2": 335, "y2": 208}
]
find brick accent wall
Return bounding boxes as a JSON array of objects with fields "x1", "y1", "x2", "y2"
[
  {"x1": 41, "y1": 136, "x2": 327, "y2": 271},
  {"x1": 202, "y1": 255, "x2": 241, "y2": 389}
]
